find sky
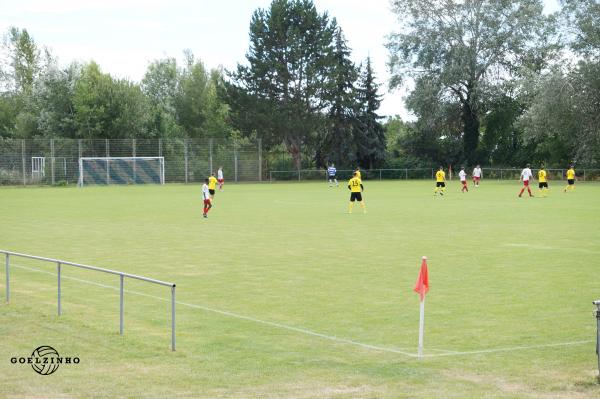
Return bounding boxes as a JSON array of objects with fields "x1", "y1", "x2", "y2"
[{"x1": 0, "y1": 0, "x2": 561, "y2": 121}]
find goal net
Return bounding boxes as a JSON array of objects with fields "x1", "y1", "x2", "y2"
[{"x1": 78, "y1": 157, "x2": 165, "y2": 186}]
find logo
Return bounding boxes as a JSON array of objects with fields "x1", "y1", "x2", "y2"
[{"x1": 10, "y1": 346, "x2": 80, "y2": 375}]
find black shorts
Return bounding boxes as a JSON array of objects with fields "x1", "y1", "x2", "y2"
[
  {"x1": 350, "y1": 192, "x2": 362, "y2": 202},
  {"x1": 209, "y1": 189, "x2": 215, "y2": 195},
  {"x1": 436, "y1": 182, "x2": 445, "y2": 187},
  {"x1": 539, "y1": 182, "x2": 548, "y2": 189},
  {"x1": 568, "y1": 179, "x2": 574, "y2": 185}
]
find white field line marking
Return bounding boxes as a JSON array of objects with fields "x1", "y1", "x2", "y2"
[
  {"x1": 502, "y1": 243, "x2": 600, "y2": 254},
  {"x1": 10, "y1": 264, "x2": 418, "y2": 357},
  {"x1": 10, "y1": 264, "x2": 592, "y2": 358},
  {"x1": 423, "y1": 340, "x2": 594, "y2": 358}
]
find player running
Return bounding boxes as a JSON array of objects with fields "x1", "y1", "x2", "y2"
[
  {"x1": 518, "y1": 164, "x2": 534, "y2": 197},
  {"x1": 208, "y1": 173, "x2": 218, "y2": 200},
  {"x1": 564, "y1": 165, "x2": 576, "y2": 192},
  {"x1": 347, "y1": 172, "x2": 366, "y2": 214},
  {"x1": 434, "y1": 166, "x2": 446, "y2": 196},
  {"x1": 217, "y1": 166, "x2": 224, "y2": 191},
  {"x1": 459, "y1": 166, "x2": 468, "y2": 193},
  {"x1": 327, "y1": 163, "x2": 339, "y2": 187},
  {"x1": 201, "y1": 178, "x2": 212, "y2": 218},
  {"x1": 538, "y1": 165, "x2": 549, "y2": 197},
  {"x1": 472, "y1": 165, "x2": 482, "y2": 187}
]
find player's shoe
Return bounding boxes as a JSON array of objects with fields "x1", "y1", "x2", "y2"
[{"x1": 203, "y1": 214, "x2": 207, "y2": 218}]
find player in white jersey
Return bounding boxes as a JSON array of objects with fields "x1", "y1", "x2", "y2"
[
  {"x1": 458, "y1": 166, "x2": 468, "y2": 193},
  {"x1": 472, "y1": 165, "x2": 482, "y2": 187},
  {"x1": 518, "y1": 164, "x2": 534, "y2": 197},
  {"x1": 327, "y1": 164, "x2": 338, "y2": 187},
  {"x1": 202, "y1": 178, "x2": 212, "y2": 218},
  {"x1": 217, "y1": 166, "x2": 224, "y2": 191}
]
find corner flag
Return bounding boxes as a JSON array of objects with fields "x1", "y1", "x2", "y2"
[
  {"x1": 413, "y1": 256, "x2": 429, "y2": 301},
  {"x1": 414, "y1": 256, "x2": 429, "y2": 358}
]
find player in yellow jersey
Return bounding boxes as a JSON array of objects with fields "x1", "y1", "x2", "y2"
[
  {"x1": 347, "y1": 172, "x2": 366, "y2": 214},
  {"x1": 208, "y1": 173, "x2": 218, "y2": 200},
  {"x1": 564, "y1": 165, "x2": 576, "y2": 192},
  {"x1": 354, "y1": 167, "x2": 361, "y2": 179},
  {"x1": 434, "y1": 166, "x2": 446, "y2": 196},
  {"x1": 538, "y1": 165, "x2": 549, "y2": 197}
]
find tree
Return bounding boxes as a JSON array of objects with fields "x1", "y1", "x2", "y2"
[
  {"x1": 224, "y1": 0, "x2": 337, "y2": 168},
  {"x1": 142, "y1": 57, "x2": 182, "y2": 138},
  {"x1": 321, "y1": 27, "x2": 358, "y2": 167},
  {"x1": 6, "y1": 27, "x2": 41, "y2": 95},
  {"x1": 73, "y1": 62, "x2": 150, "y2": 139},
  {"x1": 387, "y1": 0, "x2": 554, "y2": 163},
  {"x1": 561, "y1": 0, "x2": 600, "y2": 59},
  {"x1": 34, "y1": 62, "x2": 80, "y2": 137},
  {"x1": 354, "y1": 57, "x2": 386, "y2": 168}
]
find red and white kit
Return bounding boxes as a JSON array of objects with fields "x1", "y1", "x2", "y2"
[
  {"x1": 459, "y1": 169, "x2": 468, "y2": 192},
  {"x1": 472, "y1": 167, "x2": 482, "y2": 186}
]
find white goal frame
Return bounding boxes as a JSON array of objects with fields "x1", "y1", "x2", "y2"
[{"x1": 78, "y1": 157, "x2": 165, "y2": 186}]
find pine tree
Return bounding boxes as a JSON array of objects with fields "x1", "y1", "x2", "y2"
[
  {"x1": 322, "y1": 26, "x2": 358, "y2": 168},
  {"x1": 355, "y1": 57, "x2": 385, "y2": 169}
]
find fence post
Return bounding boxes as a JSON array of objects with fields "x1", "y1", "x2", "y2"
[
  {"x1": 379, "y1": 169, "x2": 382, "y2": 180},
  {"x1": 171, "y1": 285, "x2": 176, "y2": 351},
  {"x1": 209, "y1": 139, "x2": 213, "y2": 174},
  {"x1": 50, "y1": 139, "x2": 55, "y2": 185},
  {"x1": 184, "y1": 139, "x2": 189, "y2": 184},
  {"x1": 158, "y1": 138, "x2": 163, "y2": 158},
  {"x1": 119, "y1": 274, "x2": 124, "y2": 335},
  {"x1": 258, "y1": 139, "x2": 262, "y2": 182},
  {"x1": 584, "y1": 169, "x2": 586, "y2": 182},
  {"x1": 57, "y1": 262, "x2": 61, "y2": 316},
  {"x1": 132, "y1": 139, "x2": 137, "y2": 183},
  {"x1": 21, "y1": 139, "x2": 26, "y2": 186},
  {"x1": 5, "y1": 253, "x2": 9, "y2": 303},
  {"x1": 405, "y1": 169, "x2": 408, "y2": 180},
  {"x1": 234, "y1": 141, "x2": 238, "y2": 182}
]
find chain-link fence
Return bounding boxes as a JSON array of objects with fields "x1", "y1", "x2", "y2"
[
  {"x1": 2, "y1": 138, "x2": 600, "y2": 185},
  {"x1": 269, "y1": 167, "x2": 600, "y2": 182},
  {"x1": 0, "y1": 138, "x2": 266, "y2": 185}
]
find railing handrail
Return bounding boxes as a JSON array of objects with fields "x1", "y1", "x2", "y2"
[
  {"x1": 2, "y1": 249, "x2": 176, "y2": 351},
  {"x1": 0, "y1": 250, "x2": 175, "y2": 287}
]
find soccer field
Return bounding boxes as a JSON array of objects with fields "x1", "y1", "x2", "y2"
[{"x1": 1, "y1": 181, "x2": 599, "y2": 398}]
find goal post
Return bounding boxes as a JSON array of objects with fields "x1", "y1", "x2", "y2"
[{"x1": 78, "y1": 157, "x2": 165, "y2": 186}]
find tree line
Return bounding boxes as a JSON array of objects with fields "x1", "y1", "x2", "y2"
[{"x1": 1, "y1": 0, "x2": 598, "y2": 169}]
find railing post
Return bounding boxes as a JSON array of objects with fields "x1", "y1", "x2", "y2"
[
  {"x1": 5, "y1": 253, "x2": 9, "y2": 303},
  {"x1": 57, "y1": 262, "x2": 61, "y2": 315},
  {"x1": 119, "y1": 274, "x2": 124, "y2": 335},
  {"x1": 379, "y1": 169, "x2": 382, "y2": 180},
  {"x1": 171, "y1": 285, "x2": 176, "y2": 351}
]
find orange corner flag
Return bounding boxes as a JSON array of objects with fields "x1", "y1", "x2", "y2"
[{"x1": 413, "y1": 256, "x2": 429, "y2": 301}]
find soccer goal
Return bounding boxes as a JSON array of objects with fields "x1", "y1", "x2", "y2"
[{"x1": 78, "y1": 157, "x2": 165, "y2": 186}]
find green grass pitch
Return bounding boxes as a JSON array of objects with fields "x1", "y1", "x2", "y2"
[{"x1": 1, "y1": 180, "x2": 599, "y2": 398}]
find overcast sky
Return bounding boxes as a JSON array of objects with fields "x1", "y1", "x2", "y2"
[{"x1": 0, "y1": 0, "x2": 561, "y2": 120}]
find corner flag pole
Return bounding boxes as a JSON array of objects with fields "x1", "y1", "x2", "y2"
[
  {"x1": 414, "y1": 256, "x2": 429, "y2": 359},
  {"x1": 418, "y1": 295, "x2": 425, "y2": 358}
]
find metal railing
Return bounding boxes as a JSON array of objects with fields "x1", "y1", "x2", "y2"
[{"x1": 1, "y1": 250, "x2": 177, "y2": 351}]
